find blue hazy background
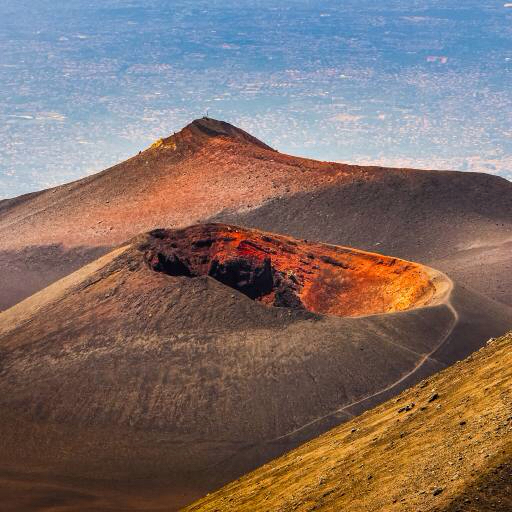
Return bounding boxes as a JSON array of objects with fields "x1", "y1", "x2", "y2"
[{"x1": 1, "y1": 0, "x2": 511, "y2": 198}]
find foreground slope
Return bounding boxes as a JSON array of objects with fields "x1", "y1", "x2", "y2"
[
  {"x1": 0, "y1": 224, "x2": 509, "y2": 511},
  {"x1": 1, "y1": 118, "x2": 511, "y2": 311},
  {"x1": 186, "y1": 332, "x2": 512, "y2": 512}
]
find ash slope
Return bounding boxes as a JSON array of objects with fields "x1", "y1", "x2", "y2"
[
  {"x1": 1, "y1": 118, "x2": 512, "y2": 311},
  {"x1": 187, "y1": 332, "x2": 512, "y2": 512},
  {"x1": 0, "y1": 225, "x2": 510, "y2": 511}
]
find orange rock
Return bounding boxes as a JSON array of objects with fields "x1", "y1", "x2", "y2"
[{"x1": 143, "y1": 224, "x2": 435, "y2": 317}]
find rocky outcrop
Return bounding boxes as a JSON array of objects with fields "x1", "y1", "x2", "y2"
[{"x1": 141, "y1": 223, "x2": 437, "y2": 317}]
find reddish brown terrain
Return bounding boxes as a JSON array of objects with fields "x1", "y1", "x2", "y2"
[
  {"x1": 143, "y1": 224, "x2": 435, "y2": 317},
  {"x1": 0, "y1": 118, "x2": 353, "y2": 252},
  {"x1": 0, "y1": 224, "x2": 510, "y2": 511},
  {"x1": 1, "y1": 118, "x2": 511, "y2": 311}
]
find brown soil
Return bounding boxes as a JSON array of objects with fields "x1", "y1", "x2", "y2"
[
  {"x1": 185, "y1": 333, "x2": 512, "y2": 512},
  {"x1": 0, "y1": 225, "x2": 509, "y2": 511}
]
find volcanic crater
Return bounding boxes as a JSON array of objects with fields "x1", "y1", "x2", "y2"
[{"x1": 142, "y1": 224, "x2": 436, "y2": 317}]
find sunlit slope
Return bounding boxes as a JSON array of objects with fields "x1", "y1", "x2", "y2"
[{"x1": 186, "y1": 333, "x2": 512, "y2": 512}]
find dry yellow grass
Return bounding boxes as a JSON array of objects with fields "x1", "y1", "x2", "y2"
[
  {"x1": 150, "y1": 137, "x2": 177, "y2": 150},
  {"x1": 185, "y1": 333, "x2": 512, "y2": 512}
]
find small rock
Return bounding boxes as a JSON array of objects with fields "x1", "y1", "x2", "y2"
[
  {"x1": 398, "y1": 403, "x2": 415, "y2": 413},
  {"x1": 428, "y1": 393, "x2": 439, "y2": 403},
  {"x1": 433, "y1": 487, "x2": 444, "y2": 496}
]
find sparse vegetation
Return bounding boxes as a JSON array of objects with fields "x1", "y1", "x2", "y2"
[{"x1": 150, "y1": 137, "x2": 177, "y2": 150}]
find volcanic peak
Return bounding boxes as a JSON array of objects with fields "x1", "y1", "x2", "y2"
[
  {"x1": 141, "y1": 223, "x2": 437, "y2": 317},
  {"x1": 150, "y1": 117, "x2": 276, "y2": 153}
]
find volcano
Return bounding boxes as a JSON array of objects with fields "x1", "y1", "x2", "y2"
[
  {"x1": 0, "y1": 224, "x2": 510, "y2": 510},
  {"x1": 0, "y1": 119, "x2": 511, "y2": 510},
  {"x1": 1, "y1": 118, "x2": 511, "y2": 311}
]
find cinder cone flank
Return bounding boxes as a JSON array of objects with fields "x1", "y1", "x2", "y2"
[{"x1": 0, "y1": 225, "x2": 509, "y2": 510}]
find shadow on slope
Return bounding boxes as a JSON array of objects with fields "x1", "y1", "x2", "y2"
[
  {"x1": 0, "y1": 244, "x2": 110, "y2": 312},
  {"x1": 0, "y1": 225, "x2": 510, "y2": 511}
]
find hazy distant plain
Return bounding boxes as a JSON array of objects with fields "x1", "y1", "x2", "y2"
[{"x1": 1, "y1": 0, "x2": 511, "y2": 198}]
